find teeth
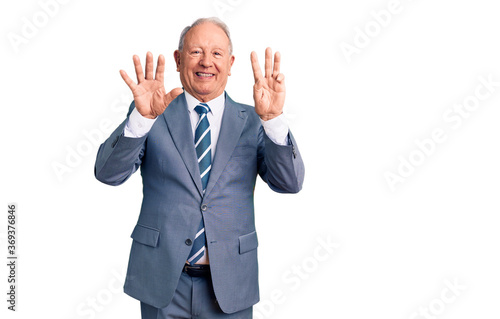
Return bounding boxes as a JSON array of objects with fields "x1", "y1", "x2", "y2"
[{"x1": 197, "y1": 72, "x2": 214, "y2": 77}]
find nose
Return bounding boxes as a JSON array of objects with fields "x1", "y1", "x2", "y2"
[{"x1": 199, "y1": 54, "x2": 213, "y2": 68}]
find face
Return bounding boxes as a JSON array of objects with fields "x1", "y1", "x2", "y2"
[{"x1": 174, "y1": 22, "x2": 235, "y2": 102}]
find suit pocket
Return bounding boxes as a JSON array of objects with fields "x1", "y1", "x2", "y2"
[
  {"x1": 130, "y1": 224, "x2": 160, "y2": 247},
  {"x1": 239, "y1": 231, "x2": 258, "y2": 254}
]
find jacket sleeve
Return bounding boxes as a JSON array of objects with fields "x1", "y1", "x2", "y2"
[
  {"x1": 94, "y1": 101, "x2": 147, "y2": 186},
  {"x1": 257, "y1": 125, "x2": 305, "y2": 194}
]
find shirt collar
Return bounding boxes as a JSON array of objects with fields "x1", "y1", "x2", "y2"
[{"x1": 184, "y1": 90, "x2": 225, "y2": 116}]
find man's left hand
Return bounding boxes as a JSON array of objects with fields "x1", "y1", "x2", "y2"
[{"x1": 251, "y1": 47, "x2": 286, "y2": 121}]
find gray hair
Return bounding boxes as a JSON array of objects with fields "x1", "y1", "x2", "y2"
[{"x1": 178, "y1": 17, "x2": 233, "y2": 54}]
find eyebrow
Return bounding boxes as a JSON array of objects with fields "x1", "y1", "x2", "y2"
[{"x1": 186, "y1": 45, "x2": 227, "y2": 52}]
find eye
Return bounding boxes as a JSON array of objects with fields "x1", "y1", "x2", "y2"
[
  {"x1": 191, "y1": 50, "x2": 202, "y2": 55},
  {"x1": 213, "y1": 51, "x2": 223, "y2": 58}
]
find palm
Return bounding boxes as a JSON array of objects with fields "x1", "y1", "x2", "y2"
[
  {"x1": 254, "y1": 73, "x2": 285, "y2": 116},
  {"x1": 131, "y1": 79, "x2": 166, "y2": 117},
  {"x1": 251, "y1": 48, "x2": 286, "y2": 121},
  {"x1": 120, "y1": 52, "x2": 182, "y2": 119}
]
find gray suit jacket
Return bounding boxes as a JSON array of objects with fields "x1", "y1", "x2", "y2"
[{"x1": 94, "y1": 92, "x2": 304, "y2": 313}]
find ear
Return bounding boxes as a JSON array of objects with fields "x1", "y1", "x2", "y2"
[
  {"x1": 174, "y1": 50, "x2": 181, "y2": 72},
  {"x1": 228, "y1": 55, "x2": 235, "y2": 76}
]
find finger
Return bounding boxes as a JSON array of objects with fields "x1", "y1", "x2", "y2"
[
  {"x1": 264, "y1": 47, "x2": 272, "y2": 78},
  {"x1": 120, "y1": 70, "x2": 137, "y2": 91},
  {"x1": 145, "y1": 51, "x2": 154, "y2": 80},
  {"x1": 273, "y1": 51, "x2": 281, "y2": 77},
  {"x1": 164, "y1": 87, "x2": 184, "y2": 106},
  {"x1": 276, "y1": 72, "x2": 285, "y2": 83},
  {"x1": 155, "y1": 54, "x2": 165, "y2": 83},
  {"x1": 133, "y1": 55, "x2": 145, "y2": 83},
  {"x1": 254, "y1": 78, "x2": 264, "y2": 92},
  {"x1": 253, "y1": 79, "x2": 264, "y2": 102},
  {"x1": 250, "y1": 51, "x2": 263, "y2": 82}
]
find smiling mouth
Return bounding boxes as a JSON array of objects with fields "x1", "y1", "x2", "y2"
[{"x1": 196, "y1": 72, "x2": 215, "y2": 78}]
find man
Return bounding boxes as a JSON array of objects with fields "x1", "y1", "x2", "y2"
[{"x1": 95, "y1": 17, "x2": 304, "y2": 318}]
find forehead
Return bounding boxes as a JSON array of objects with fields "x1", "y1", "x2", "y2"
[{"x1": 183, "y1": 22, "x2": 230, "y2": 50}]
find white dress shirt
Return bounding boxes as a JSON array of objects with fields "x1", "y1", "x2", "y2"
[{"x1": 124, "y1": 91, "x2": 290, "y2": 154}]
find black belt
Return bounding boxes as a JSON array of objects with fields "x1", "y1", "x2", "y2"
[{"x1": 183, "y1": 264, "x2": 211, "y2": 277}]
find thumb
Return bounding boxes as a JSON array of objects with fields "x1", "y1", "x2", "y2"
[{"x1": 164, "y1": 87, "x2": 184, "y2": 106}]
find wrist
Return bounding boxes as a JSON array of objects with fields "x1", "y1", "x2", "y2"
[{"x1": 259, "y1": 113, "x2": 282, "y2": 121}]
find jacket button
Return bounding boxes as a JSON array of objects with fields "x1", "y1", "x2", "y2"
[
  {"x1": 185, "y1": 239, "x2": 192, "y2": 246},
  {"x1": 201, "y1": 204, "x2": 208, "y2": 211}
]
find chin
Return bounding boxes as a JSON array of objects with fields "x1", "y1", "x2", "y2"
[{"x1": 194, "y1": 87, "x2": 217, "y2": 96}]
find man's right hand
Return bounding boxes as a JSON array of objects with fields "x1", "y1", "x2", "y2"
[{"x1": 120, "y1": 52, "x2": 183, "y2": 119}]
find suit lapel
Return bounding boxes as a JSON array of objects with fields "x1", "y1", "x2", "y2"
[
  {"x1": 204, "y1": 94, "x2": 248, "y2": 198},
  {"x1": 163, "y1": 93, "x2": 203, "y2": 196}
]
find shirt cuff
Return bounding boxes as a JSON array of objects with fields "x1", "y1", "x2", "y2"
[
  {"x1": 124, "y1": 108, "x2": 157, "y2": 138},
  {"x1": 260, "y1": 114, "x2": 289, "y2": 146}
]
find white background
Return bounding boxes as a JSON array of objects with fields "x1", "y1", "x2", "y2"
[{"x1": 1, "y1": 0, "x2": 500, "y2": 318}]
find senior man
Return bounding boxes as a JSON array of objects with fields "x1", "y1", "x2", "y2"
[{"x1": 95, "y1": 17, "x2": 304, "y2": 318}]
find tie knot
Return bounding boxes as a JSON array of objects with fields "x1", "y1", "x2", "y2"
[{"x1": 195, "y1": 103, "x2": 210, "y2": 115}]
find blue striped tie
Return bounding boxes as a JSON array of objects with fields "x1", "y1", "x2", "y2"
[{"x1": 187, "y1": 103, "x2": 211, "y2": 264}]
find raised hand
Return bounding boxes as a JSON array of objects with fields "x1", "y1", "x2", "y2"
[
  {"x1": 120, "y1": 52, "x2": 183, "y2": 119},
  {"x1": 250, "y1": 47, "x2": 286, "y2": 121}
]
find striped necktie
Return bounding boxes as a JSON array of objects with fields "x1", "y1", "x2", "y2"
[{"x1": 187, "y1": 103, "x2": 211, "y2": 265}]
